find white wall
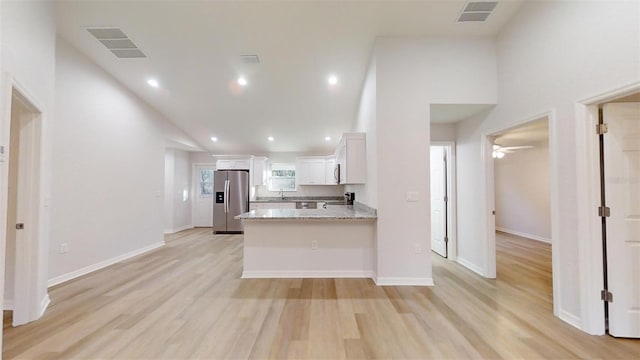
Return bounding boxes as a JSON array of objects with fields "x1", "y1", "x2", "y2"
[
  {"x1": 430, "y1": 123, "x2": 456, "y2": 142},
  {"x1": 373, "y1": 37, "x2": 497, "y2": 283},
  {"x1": 190, "y1": 151, "x2": 215, "y2": 165},
  {"x1": 347, "y1": 58, "x2": 377, "y2": 208},
  {"x1": 455, "y1": 0, "x2": 640, "y2": 325},
  {"x1": 0, "y1": 0, "x2": 56, "y2": 327},
  {"x1": 495, "y1": 142, "x2": 550, "y2": 241},
  {"x1": 49, "y1": 38, "x2": 198, "y2": 281},
  {"x1": 163, "y1": 150, "x2": 175, "y2": 232},
  {"x1": 171, "y1": 149, "x2": 192, "y2": 231}
]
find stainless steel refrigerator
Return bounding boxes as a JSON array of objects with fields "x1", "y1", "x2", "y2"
[{"x1": 213, "y1": 170, "x2": 249, "y2": 234}]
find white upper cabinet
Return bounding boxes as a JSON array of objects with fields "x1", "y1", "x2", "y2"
[
  {"x1": 216, "y1": 159, "x2": 250, "y2": 170},
  {"x1": 295, "y1": 133, "x2": 366, "y2": 185},
  {"x1": 250, "y1": 156, "x2": 269, "y2": 186},
  {"x1": 296, "y1": 157, "x2": 327, "y2": 185},
  {"x1": 335, "y1": 133, "x2": 366, "y2": 184}
]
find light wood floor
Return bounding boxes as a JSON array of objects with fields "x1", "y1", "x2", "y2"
[{"x1": 3, "y1": 229, "x2": 639, "y2": 359}]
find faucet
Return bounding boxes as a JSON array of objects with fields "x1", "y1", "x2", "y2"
[{"x1": 280, "y1": 188, "x2": 285, "y2": 200}]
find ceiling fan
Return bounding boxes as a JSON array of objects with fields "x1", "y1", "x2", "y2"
[{"x1": 492, "y1": 144, "x2": 533, "y2": 159}]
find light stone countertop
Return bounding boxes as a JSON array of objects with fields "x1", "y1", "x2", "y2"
[{"x1": 235, "y1": 204, "x2": 377, "y2": 220}]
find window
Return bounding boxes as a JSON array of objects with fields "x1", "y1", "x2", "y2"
[
  {"x1": 199, "y1": 168, "x2": 214, "y2": 196},
  {"x1": 269, "y1": 163, "x2": 296, "y2": 191}
]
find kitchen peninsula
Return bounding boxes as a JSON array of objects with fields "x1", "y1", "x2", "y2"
[{"x1": 235, "y1": 204, "x2": 377, "y2": 279}]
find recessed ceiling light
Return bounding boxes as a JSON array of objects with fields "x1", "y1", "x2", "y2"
[
  {"x1": 267, "y1": 136, "x2": 274, "y2": 142},
  {"x1": 328, "y1": 75, "x2": 338, "y2": 85},
  {"x1": 324, "y1": 136, "x2": 331, "y2": 141},
  {"x1": 237, "y1": 76, "x2": 248, "y2": 86},
  {"x1": 147, "y1": 79, "x2": 159, "y2": 88},
  {"x1": 210, "y1": 136, "x2": 218, "y2": 142}
]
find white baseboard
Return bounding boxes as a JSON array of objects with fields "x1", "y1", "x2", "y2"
[
  {"x1": 164, "y1": 224, "x2": 194, "y2": 234},
  {"x1": 241, "y1": 270, "x2": 373, "y2": 279},
  {"x1": 48, "y1": 241, "x2": 165, "y2": 288},
  {"x1": 38, "y1": 294, "x2": 50, "y2": 318},
  {"x1": 456, "y1": 256, "x2": 486, "y2": 277},
  {"x1": 496, "y1": 227, "x2": 551, "y2": 244},
  {"x1": 3, "y1": 299, "x2": 13, "y2": 311},
  {"x1": 559, "y1": 309, "x2": 582, "y2": 330},
  {"x1": 374, "y1": 277, "x2": 434, "y2": 286}
]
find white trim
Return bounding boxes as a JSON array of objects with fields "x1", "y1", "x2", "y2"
[
  {"x1": 456, "y1": 256, "x2": 485, "y2": 276},
  {"x1": 241, "y1": 270, "x2": 374, "y2": 279},
  {"x1": 38, "y1": 294, "x2": 50, "y2": 318},
  {"x1": 374, "y1": 277, "x2": 434, "y2": 286},
  {"x1": 495, "y1": 227, "x2": 551, "y2": 244},
  {"x1": 578, "y1": 80, "x2": 640, "y2": 105},
  {"x1": 3, "y1": 300, "x2": 13, "y2": 310},
  {"x1": 480, "y1": 131, "x2": 496, "y2": 278},
  {"x1": 430, "y1": 141, "x2": 457, "y2": 261},
  {"x1": 47, "y1": 242, "x2": 165, "y2": 288},
  {"x1": 575, "y1": 80, "x2": 640, "y2": 335},
  {"x1": 1, "y1": 73, "x2": 48, "y2": 327},
  {"x1": 163, "y1": 224, "x2": 194, "y2": 234},
  {"x1": 559, "y1": 309, "x2": 583, "y2": 331}
]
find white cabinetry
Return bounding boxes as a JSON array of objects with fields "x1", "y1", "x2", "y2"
[
  {"x1": 335, "y1": 133, "x2": 366, "y2": 184},
  {"x1": 296, "y1": 157, "x2": 327, "y2": 185},
  {"x1": 250, "y1": 156, "x2": 269, "y2": 186},
  {"x1": 296, "y1": 156, "x2": 340, "y2": 185},
  {"x1": 216, "y1": 159, "x2": 250, "y2": 170}
]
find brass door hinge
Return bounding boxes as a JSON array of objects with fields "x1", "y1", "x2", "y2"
[{"x1": 596, "y1": 123, "x2": 608, "y2": 135}]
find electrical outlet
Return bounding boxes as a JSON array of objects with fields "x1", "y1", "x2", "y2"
[
  {"x1": 414, "y1": 244, "x2": 421, "y2": 254},
  {"x1": 311, "y1": 240, "x2": 318, "y2": 250},
  {"x1": 59, "y1": 243, "x2": 68, "y2": 254}
]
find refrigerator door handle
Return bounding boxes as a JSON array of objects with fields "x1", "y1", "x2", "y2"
[{"x1": 224, "y1": 180, "x2": 230, "y2": 213}]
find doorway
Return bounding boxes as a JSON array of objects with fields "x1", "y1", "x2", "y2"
[
  {"x1": 2, "y1": 85, "x2": 45, "y2": 327},
  {"x1": 481, "y1": 111, "x2": 560, "y2": 317},
  {"x1": 490, "y1": 118, "x2": 553, "y2": 308},
  {"x1": 430, "y1": 142, "x2": 456, "y2": 260}
]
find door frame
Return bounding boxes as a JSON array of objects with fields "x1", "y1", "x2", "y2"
[
  {"x1": 480, "y1": 109, "x2": 560, "y2": 317},
  {"x1": 430, "y1": 141, "x2": 457, "y2": 260},
  {"x1": 575, "y1": 80, "x2": 640, "y2": 335},
  {"x1": 0, "y1": 73, "x2": 48, "y2": 326}
]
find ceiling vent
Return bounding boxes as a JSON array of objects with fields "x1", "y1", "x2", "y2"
[
  {"x1": 240, "y1": 55, "x2": 260, "y2": 64},
  {"x1": 86, "y1": 27, "x2": 147, "y2": 59},
  {"x1": 457, "y1": 1, "x2": 498, "y2": 22}
]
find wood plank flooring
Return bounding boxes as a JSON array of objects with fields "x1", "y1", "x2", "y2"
[{"x1": 3, "y1": 229, "x2": 639, "y2": 359}]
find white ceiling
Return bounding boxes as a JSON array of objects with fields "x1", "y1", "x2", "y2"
[
  {"x1": 55, "y1": 0, "x2": 524, "y2": 154},
  {"x1": 494, "y1": 118, "x2": 549, "y2": 147}
]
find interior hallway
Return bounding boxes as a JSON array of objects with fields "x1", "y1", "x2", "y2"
[{"x1": 3, "y1": 229, "x2": 639, "y2": 359}]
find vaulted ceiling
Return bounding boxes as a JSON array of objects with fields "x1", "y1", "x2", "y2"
[{"x1": 56, "y1": 0, "x2": 524, "y2": 154}]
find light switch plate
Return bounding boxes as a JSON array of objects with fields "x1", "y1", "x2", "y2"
[{"x1": 406, "y1": 191, "x2": 419, "y2": 202}]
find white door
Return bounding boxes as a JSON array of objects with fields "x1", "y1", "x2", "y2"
[
  {"x1": 603, "y1": 102, "x2": 640, "y2": 338},
  {"x1": 430, "y1": 146, "x2": 447, "y2": 257},
  {"x1": 193, "y1": 165, "x2": 215, "y2": 227}
]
